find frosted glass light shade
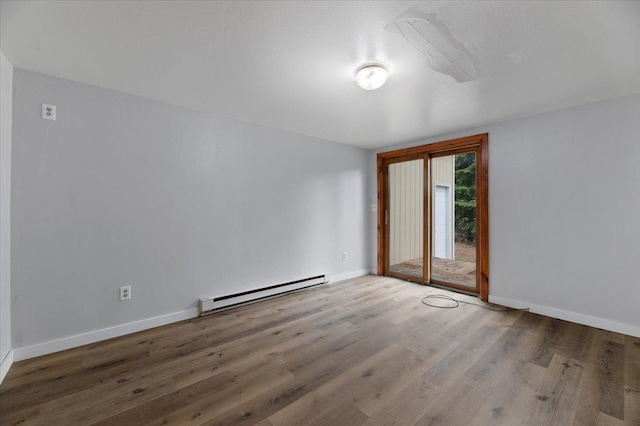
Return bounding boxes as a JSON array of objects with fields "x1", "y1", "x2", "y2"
[{"x1": 355, "y1": 64, "x2": 388, "y2": 90}]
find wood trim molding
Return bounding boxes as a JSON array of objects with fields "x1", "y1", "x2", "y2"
[
  {"x1": 478, "y1": 134, "x2": 489, "y2": 301},
  {"x1": 377, "y1": 134, "x2": 487, "y2": 160},
  {"x1": 376, "y1": 155, "x2": 385, "y2": 275},
  {"x1": 376, "y1": 133, "x2": 490, "y2": 301},
  {"x1": 424, "y1": 155, "x2": 432, "y2": 284}
]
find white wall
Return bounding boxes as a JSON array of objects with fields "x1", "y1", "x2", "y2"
[
  {"x1": 0, "y1": 50, "x2": 13, "y2": 380},
  {"x1": 11, "y1": 69, "x2": 371, "y2": 353},
  {"x1": 372, "y1": 92, "x2": 640, "y2": 337}
]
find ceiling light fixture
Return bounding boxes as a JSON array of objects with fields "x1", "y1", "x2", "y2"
[{"x1": 355, "y1": 64, "x2": 388, "y2": 90}]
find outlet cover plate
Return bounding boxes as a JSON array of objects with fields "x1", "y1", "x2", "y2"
[
  {"x1": 120, "y1": 285, "x2": 131, "y2": 301},
  {"x1": 42, "y1": 104, "x2": 56, "y2": 120}
]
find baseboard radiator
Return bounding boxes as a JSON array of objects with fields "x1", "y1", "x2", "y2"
[{"x1": 199, "y1": 274, "x2": 330, "y2": 316}]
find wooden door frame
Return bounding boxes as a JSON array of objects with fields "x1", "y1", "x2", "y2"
[{"x1": 376, "y1": 133, "x2": 489, "y2": 302}]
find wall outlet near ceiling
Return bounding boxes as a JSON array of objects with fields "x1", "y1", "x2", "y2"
[
  {"x1": 42, "y1": 104, "x2": 56, "y2": 120},
  {"x1": 119, "y1": 285, "x2": 131, "y2": 301},
  {"x1": 342, "y1": 252, "x2": 347, "y2": 262}
]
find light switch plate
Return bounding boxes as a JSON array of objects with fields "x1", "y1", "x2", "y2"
[{"x1": 42, "y1": 104, "x2": 56, "y2": 120}]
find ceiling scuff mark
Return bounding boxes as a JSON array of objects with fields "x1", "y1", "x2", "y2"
[{"x1": 390, "y1": 8, "x2": 482, "y2": 83}]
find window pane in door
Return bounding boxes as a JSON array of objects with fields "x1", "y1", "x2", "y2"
[
  {"x1": 388, "y1": 159, "x2": 424, "y2": 279},
  {"x1": 430, "y1": 153, "x2": 477, "y2": 289}
]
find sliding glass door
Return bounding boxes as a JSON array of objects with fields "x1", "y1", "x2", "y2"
[{"x1": 377, "y1": 135, "x2": 488, "y2": 300}]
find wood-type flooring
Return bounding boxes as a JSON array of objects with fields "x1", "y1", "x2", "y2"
[{"x1": 1, "y1": 275, "x2": 638, "y2": 425}]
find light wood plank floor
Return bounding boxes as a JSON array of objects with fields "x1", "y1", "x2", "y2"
[{"x1": 1, "y1": 275, "x2": 638, "y2": 425}]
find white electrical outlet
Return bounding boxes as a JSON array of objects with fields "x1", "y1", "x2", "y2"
[
  {"x1": 120, "y1": 285, "x2": 131, "y2": 301},
  {"x1": 371, "y1": 203, "x2": 377, "y2": 212},
  {"x1": 342, "y1": 252, "x2": 347, "y2": 262},
  {"x1": 42, "y1": 104, "x2": 56, "y2": 120}
]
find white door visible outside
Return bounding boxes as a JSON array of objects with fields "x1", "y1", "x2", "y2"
[{"x1": 434, "y1": 185, "x2": 451, "y2": 259}]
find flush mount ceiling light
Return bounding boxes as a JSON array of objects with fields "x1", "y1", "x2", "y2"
[{"x1": 355, "y1": 64, "x2": 388, "y2": 90}]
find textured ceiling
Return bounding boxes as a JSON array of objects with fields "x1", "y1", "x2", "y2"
[{"x1": 2, "y1": 1, "x2": 639, "y2": 149}]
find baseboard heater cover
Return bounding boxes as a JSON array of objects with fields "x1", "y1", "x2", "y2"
[{"x1": 199, "y1": 274, "x2": 330, "y2": 315}]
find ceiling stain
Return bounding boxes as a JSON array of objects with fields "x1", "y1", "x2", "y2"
[{"x1": 390, "y1": 8, "x2": 482, "y2": 83}]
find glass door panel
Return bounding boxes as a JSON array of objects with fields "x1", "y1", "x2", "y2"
[
  {"x1": 430, "y1": 152, "x2": 477, "y2": 291},
  {"x1": 388, "y1": 159, "x2": 424, "y2": 280}
]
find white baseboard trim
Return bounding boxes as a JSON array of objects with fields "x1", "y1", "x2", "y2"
[
  {"x1": 369, "y1": 269, "x2": 378, "y2": 275},
  {"x1": 489, "y1": 295, "x2": 640, "y2": 338},
  {"x1": 11, "y1": 270, "x2": 372, "y2": 362},
  {"x1": 330, "y1": 269, "x2": 371, "y2": 283},
  {"x1": 13, "y1": 308, "x2": 200, "y2": 362},
  {"x1": 1, "y1": 350, "x2": 14, "y2": 385}
]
